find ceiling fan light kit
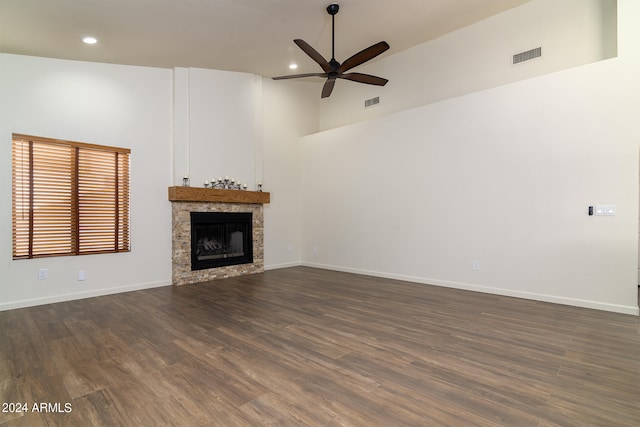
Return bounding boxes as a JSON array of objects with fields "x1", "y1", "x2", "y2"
[{"x1": 272, "y1": 3, "x2": 389, "y2": 98}]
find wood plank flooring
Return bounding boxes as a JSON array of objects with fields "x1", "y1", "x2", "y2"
[{"x1": 1, "y1": 266, "x2": 639, "y2": 426}]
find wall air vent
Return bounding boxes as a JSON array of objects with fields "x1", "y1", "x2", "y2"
[
  {"x1": 365, "y1": 96, "x2": 380, "y2": 108},
  {"x1": 512, "y1": 47, "x2": 542, "y2": 65}
]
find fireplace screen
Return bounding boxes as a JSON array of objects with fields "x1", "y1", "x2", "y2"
[{"x1": 190, "y1": 212, "x2": 253, "y2": 270}]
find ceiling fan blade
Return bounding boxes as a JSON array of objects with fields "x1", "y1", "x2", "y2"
[
  {"x1": 321, "y1": 79, "x2": 336, "y2": 98},
  {"x1": 294, "y1": 39, "x2": 333, "y2": 73},
  {"x1": 338, "y1": 41, "x2": 390, "y2": 73},
  {"x1": 273, "y1": 73, "x2": 327, "y2": 80},
  {"x1": 339, "y1": 73, "x2": 388, "y2": 86}
]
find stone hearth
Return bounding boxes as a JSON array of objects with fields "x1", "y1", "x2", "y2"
[{"x1": 168, "y1": 187, "x2": 270, "y2": 286}]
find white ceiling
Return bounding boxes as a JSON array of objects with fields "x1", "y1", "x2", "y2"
[{"x1": 0, "y1": 0, "x2": 530, "y2": 78}]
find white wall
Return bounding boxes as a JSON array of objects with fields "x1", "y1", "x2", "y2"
[
  {"x1": 171, "y1": 70, "x2": 319, "y2": 269},
  {"x1": 262, "y1": 79, "x2": 319, "y2": 269},
  {"x1": 319, "y1": 0, "x2": 618, "y2": 131},
  {"x1": 0, "y1": 55, "x2": 316, "y2": 310},
  {"x1": 172, "y1": 68, "x2": 263, "y2": 188},
  {"x1": 0, "y1": 54, "x2": 173, "y2": 310},
  {"x1": 300, "y1": 0, "x2": 639, "y2": 315},
  {"x1": 2, "y1": 0, "x2": 636, "y2": 315}
]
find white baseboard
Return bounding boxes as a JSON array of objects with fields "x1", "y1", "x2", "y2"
[
  {"x1": 301, "y1": 262, "x2": 640, "y2": 316},
  {"x1": 0, "y1": 280, "x2": 171, "y2": 312},
  {"x1": 4, "y1": 265, "x2": 637, "y2": 316},
  {"x1": 265, "y1": 261, "x2": 302, "y2": 271}
]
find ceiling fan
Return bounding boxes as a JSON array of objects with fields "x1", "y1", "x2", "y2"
[{"x1": 273, "y1": 3, "x2": 390, "y2": 98}]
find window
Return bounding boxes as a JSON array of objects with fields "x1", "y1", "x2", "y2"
[{"x1": 12, "y1": 134, "x2": 130, "y2": 259}]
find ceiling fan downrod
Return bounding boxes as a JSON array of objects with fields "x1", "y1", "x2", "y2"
[{"x1": 328, "y1": 3, "x2": 339, "y2": 68}]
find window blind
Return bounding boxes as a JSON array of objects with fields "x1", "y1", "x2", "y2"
[{"x1": 12, "y1": 134, "x2": 130, "y2": 259}]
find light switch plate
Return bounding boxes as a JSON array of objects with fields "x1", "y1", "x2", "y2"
[{"x1": 595, "y1": 205, "x2": 616, "y2": 216}]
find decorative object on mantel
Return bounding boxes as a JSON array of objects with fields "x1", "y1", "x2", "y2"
[
  {"x1": 204, "y1": 176, "x2": 249, "y2": 190},
  {"x1": 182, "y1": 176, "x2": 190, "y2": 187}
]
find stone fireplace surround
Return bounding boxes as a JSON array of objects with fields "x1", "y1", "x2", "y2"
[{"x1": 168, "y1": 187, "x2": 270, "y2": 286}]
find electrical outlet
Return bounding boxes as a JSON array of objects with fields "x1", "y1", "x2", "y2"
[
  {"x1": 38, "y1": 268, "x2": 48, "y2": 280},
  {"x1": 78, "y1": 271, "x2": 86, "y2": 281},
  {"x1": 472, "y1": 260, "x2": 480, "y2": 271}
]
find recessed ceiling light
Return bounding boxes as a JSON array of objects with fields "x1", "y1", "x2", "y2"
[
  {"x1": 82, "y1": 36, "x2": 98, "y2": 45},
  {"x1": 289, "y1": 63, "x2": 298, "y2": 70}
]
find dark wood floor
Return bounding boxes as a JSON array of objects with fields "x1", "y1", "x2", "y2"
[{"x1": 1, "y1": 267, "x2": 639, "y2": 426}]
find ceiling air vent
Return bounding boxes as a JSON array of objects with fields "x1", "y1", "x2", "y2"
[
  {"x1": 512, "y1": 47, "x2": 542, "y2": 65},
  {"x1": 365, "y1": 96, "x2": 380, "y2": 108}
]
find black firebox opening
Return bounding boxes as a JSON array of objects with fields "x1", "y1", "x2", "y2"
[{"x1": 190, "y1": 212, "x2": 253, "y2": 271}]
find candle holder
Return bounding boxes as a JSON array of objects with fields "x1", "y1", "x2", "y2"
[
  {"x1": 182, "y1": 176, "x2": 189, "y2": 187},
  {"x1": 204, "y1": 177, "x2": 247, "y2": 190}
]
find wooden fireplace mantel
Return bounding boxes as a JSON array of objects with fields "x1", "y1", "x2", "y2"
[{"x1": 168, "y1": 186, "x2": 270, "y2": 204}]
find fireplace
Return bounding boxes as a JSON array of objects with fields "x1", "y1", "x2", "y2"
[
  {"x1": 191, "y1": 212, "x2": 253, "y2": 271},
  {"x1": 169, "y1": 187, "x2": 269, "y2": 286}
]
